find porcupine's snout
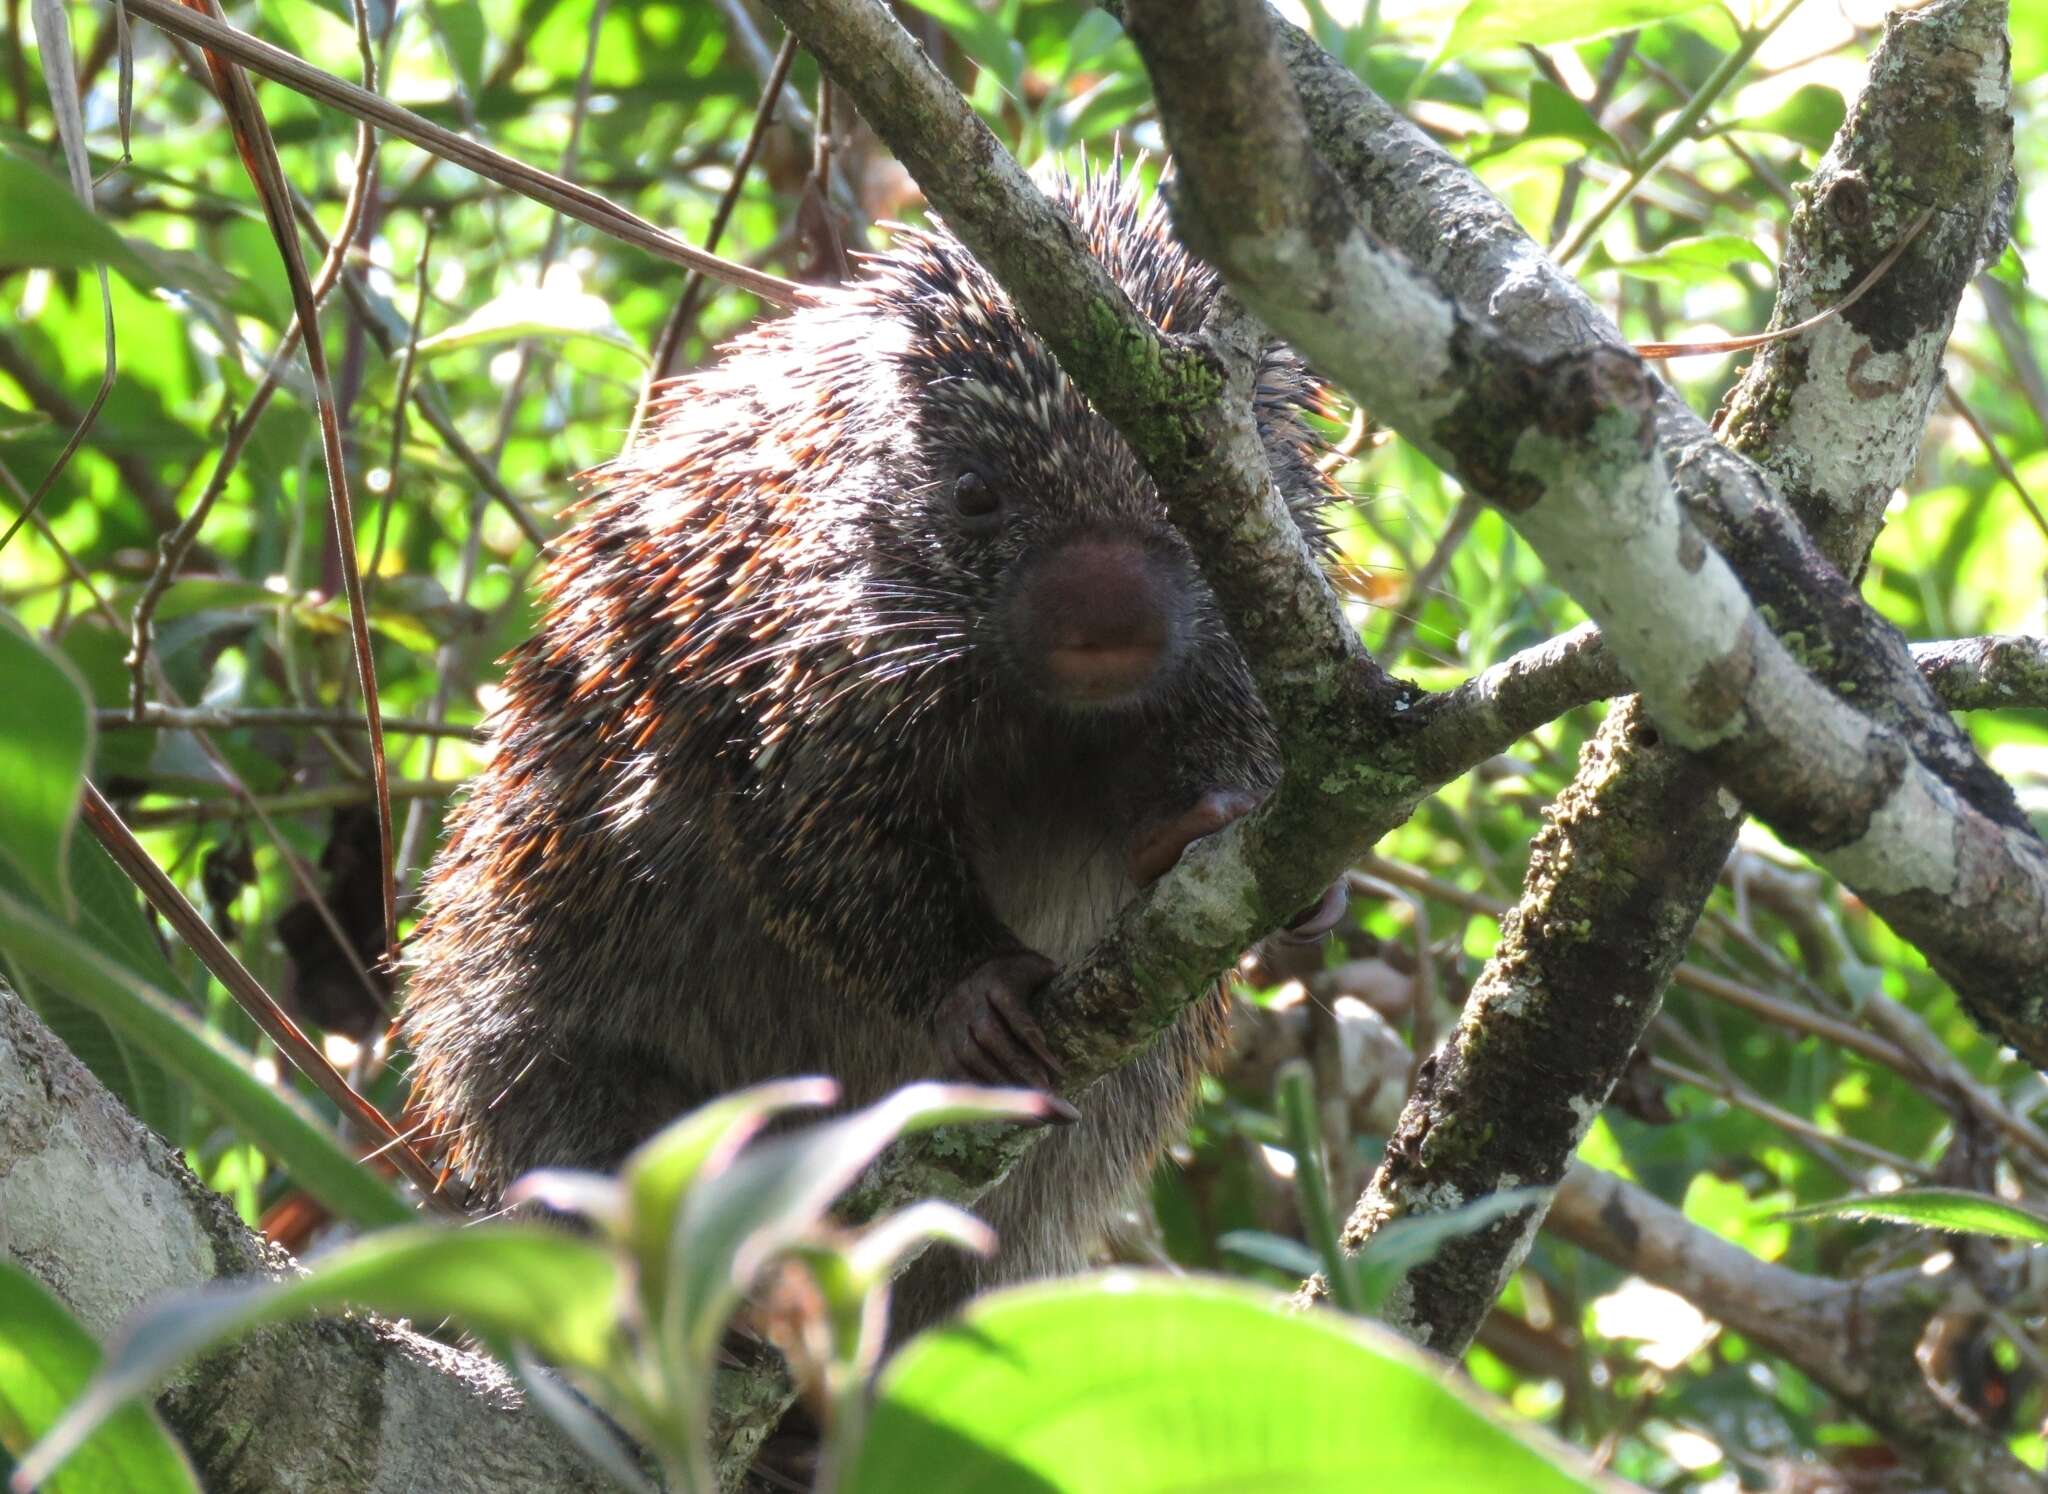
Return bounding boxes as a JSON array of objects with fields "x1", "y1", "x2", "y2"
[{"x1": 1003, "y1": 532, "x2": 1196, "y2": 708}]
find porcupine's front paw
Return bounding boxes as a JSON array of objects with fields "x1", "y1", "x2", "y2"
[
  {"x1": 1126, "y1": 787, "x2": 1348, "y2": 942},
  {"x1": 938, "y1": 951, "x2": 1080, "y2": 1123}
]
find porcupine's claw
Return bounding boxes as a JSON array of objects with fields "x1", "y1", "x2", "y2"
[
  {"x1": 1125, "y1": 787, "x2": 1262, "y2": 886},
  {"x1": 939, "y1": 951, "x2": 1080, "y2": 1123},
  {"x1": 1277, "y1": 878, "x2": 1349, "y2": 943},
  {"x1": 1128, "y1": 787, "x2": 1348, "y2": 943}
]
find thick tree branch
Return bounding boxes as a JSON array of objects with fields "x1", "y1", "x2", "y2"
[
  {"x1": 1549, "y1": 1165, "x2": 2040, "y2": 1494},
  {"x1": 1261, "y1": 14, "x2": 2030, "y2": 1485},
  {"x1": 1399, "y1": 631, "x2": 2045, "y2": 769},
  {"x1": 1124, "y1": 0, "x2": 2047, "y2": 1065},
  {"x1": 1915, "y1": 634, "x2": 2048, "y2": 711},
  {"x1": 1248, "y1": 7, "x2": 2032, "y2": 1480},
  {"x1": 0, "y1": 984, "x2": 608, "y2": 1494},
  {"x1": 1260, "y1": 4, "x2": 2011, "y2": 810}
]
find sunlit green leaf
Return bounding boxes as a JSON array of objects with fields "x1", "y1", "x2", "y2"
[
  {"x1": 1064, "y1": 10, "x2": 1125, "y2": 73},
  {"x1": 900, "y1": 0, "x2": 1026, "y2": 91},
  {"x1": 0, "y1": 1262, "x2": 199, "y2": 1494},
  {"x1": 1587, "y1": 233, "x2": 1773, "y2": 287},
  {"x1": 0, "y1": 837, "x2": 182, "y2": 1137},
  {"x1": 1525, "y1": 80, "x2": 1617, "y2": 153},
  {"x1": 0, "y1": 150, "x2": 156, "y2": 287},
  {"x1": 13, "y1": 1227, "x2": 621, "y2": 1492},
  {"x1": 0, "y1": 150, "x2": 253, "y2": 307},
  {"x1": 0, "y1": 616, "x2": 91, "y2": 914},
  {"x1": 0, "y1": 402, "x2": 51, "y2": 439},
  {"x1": 429, "y1": 0, "x2": 489, "y2": 98},
  {"x1": 1743, "y1": 83, "x2": 1847, "y2": 151},
  {"x1": 1434, "y1": 0, "x2": 1724, "y2": 66},
  {"x1": 668, "y1": 1083, "x2": 1045, "y2": 1367},
  {"x1": 415, "y1": 286, "x2": 647, "y2": 364},
  {"x1": 617, "y1": 1078, "x2": 837, "y2": 1314},
  {"x1": 1784, "y1": 1189, "x2": 2048, "y2": 1244},
  {"x1": 845, "y1": 1275, "x2": 1604, "y2": 1493},
  {"x1": 1353, "y1": 1190, "x2": 1548, "y2": 1313}
]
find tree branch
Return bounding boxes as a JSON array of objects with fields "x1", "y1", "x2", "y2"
[
  {"x1": 1123, "y1": 0, "x2": 2047, "y2": 1064},
  {"x1": 1245, "y1": 12, "x2": 2030, "y2": 1483},
  {"x1": 1549, "y1": 1165, "x2": 2040, "y2": 1494}
]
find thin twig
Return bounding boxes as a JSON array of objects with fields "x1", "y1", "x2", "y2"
[
  {"x1": 1943, "y1": 375, "x2": 2048, "y2": 543},
  {"x1": 1375, "y1": 492, "x2": 1480, "y2": 667},
  {"x1": 365, "y1": 212, "x2": 439, "y2": 598},
  {"x1": 1640, "y1": 208, "x2": 1934, "y2": 362},
  {"x1": 102, "y1": 0, "x2": 807, "y2": 306},
  {"x1": 126, "y1": 0, "x2": 382, "y2": 717},
  {"x1": 179, "y1": 0, "x2": 398, "y2": 965},
  {"x1": 2, "y1": 0, "x2": 119, "y2": 559},
  {"x1": 121, "y1": 778, "x2": 461, "y2": 828},
  {"x1": 1358, "y1": 854, "x2": 2048, "y2": 1176},
  {"x1": 79, "y1": 784, "x2": 464, "y2": 1210},
  {"x1": 1553, "y1": 0, "x2": 1803, "y2": 264},
  {"x1": 633, "y1": 29, "x2": 801, "y2": 442},
  {"x1": 98, "y1": 705, "x2": 482, "y2": 739}
]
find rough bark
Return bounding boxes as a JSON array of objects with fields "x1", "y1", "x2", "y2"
[
  {"x1": 1124, "y1": 0, "x2": 2044, "y2": 1060},
  {"x1": 1288, "y1": 0, "x2": 2016, "y2": 1356},
  {"x1": 1338, "y1": 710, "x2": 1739, "y2": 1353},
  {"x1": 0, "y1": 983, "x2": 611, "y2": 1494},
  {"x1": 1261, "y1": 17, "x2": 2032, "y2": 1488}
]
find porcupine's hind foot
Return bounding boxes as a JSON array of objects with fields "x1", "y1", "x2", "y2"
[{"x1": 1126, "y1": 788, "x2": 1348, "y2": 940}]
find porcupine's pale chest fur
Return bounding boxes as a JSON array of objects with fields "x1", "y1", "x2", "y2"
[{"x1": 402, "y1": 171, "x2": 1333, "y2": 1337}]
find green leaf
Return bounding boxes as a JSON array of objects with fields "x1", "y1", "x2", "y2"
[
  {"x1": 899, "y1": 0, "x2": 1026, "y2": 92},
  {"x1": 0, "y1": 151, "x2": 154, "y2": 286},
  {"x1": 0, "y1": 150, "x2": 251, "y2": 306},
  {"x1": 0, "y1": 616, "x2": 91, "y2": 914},
  {"x1": 1434, "y1": 0, "x2": 1722, "y2": 68},
  {"x1": 1061, "y1": 9, "x2": 1126, "y2": 75},
  {"x1": 1783, "y1": 1188, "x2": 2048, "y2": 1244},
  {"x1": 615, "y1": 1078, "x2": 837, "y2": 1315},
  {"x1": 1353, "y1": 1189, "x2": 1548, "y2": 1314},
  {"x1": 1525, "y1": 80, "x2": 1618, "y2": 152},
  {"x1": 52, "y1": 624, "x2": 154, "y2": 785},
  {"x1": 1587, "y1": 233, "x2": 1773, "y2": 287},
  {"x1": 0, "y1": 1263, "x2": 199, "y2": 1494},
  {"x1": 1743, "y1": 83, "x2": 1846, "y2": 151},
  {"x1": 0, "y1": 402, "x2": 51, "y2": 439},
  {"x1": 0, "y1": 884, "x2": 413, "y2": 1231},
  {"x1": 1051, "y1": 71, "x2": 1153, "y2": 149},
  {"x1": 414, "y1": 285, "x2": 647, "y2": 365},
  {"x1": 844, "y1": 1275, "x2": 1603, "y2": 1493},
  {"x1": 1219, "y1": 1229, "x2": 1326, "y2": 1279},
  {"x1": 107, "y1": 577, "x2": 283, "y2": 624},
  {"x1": 429, "y1": 0, "x2": 489, "y2": 98},
  {"x1": 667, "y1": 1083, "x2": 1047, "y2": 1367},
  {"x1": 14, "y1": 1226, "x2": 622, "y2": 1491},
  {"x1": 0, "y1": 837, "x2": 182, "y2": 1136}
]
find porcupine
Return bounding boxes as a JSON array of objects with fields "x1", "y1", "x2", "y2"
[{"x1": 402, "y1": 171, "x2": 1348, "y2": 1337}]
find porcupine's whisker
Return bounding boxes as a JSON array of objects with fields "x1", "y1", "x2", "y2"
[{"x1": 700, "y1": 621, "x2": 967, "y2": 691}]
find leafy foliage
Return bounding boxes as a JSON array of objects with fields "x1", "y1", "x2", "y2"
[{"x1": 0, "y1": 1264, "x2": 198, "y2": 1494}]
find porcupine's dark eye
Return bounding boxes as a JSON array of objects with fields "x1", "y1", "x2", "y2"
[{"x1": 952, "y1": 470, "x2": 1002, "y2": 532}]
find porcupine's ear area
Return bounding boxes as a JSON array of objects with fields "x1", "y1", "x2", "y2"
[
  {"x1": 866, "y1": 168, "x2": 1340, "y2": 551},
  {"x1": 1060, "y1": 164, "x2": 1342, "y2": 553}
]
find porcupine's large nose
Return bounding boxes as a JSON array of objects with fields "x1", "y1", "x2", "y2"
[{"x1": 1007, "y1": 535, "x2": 1192, "y2": 706}]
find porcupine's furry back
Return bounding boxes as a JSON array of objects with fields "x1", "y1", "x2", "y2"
[{"x1": 403, "y1": 169, "x2": 1334, "y2": 1331}]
